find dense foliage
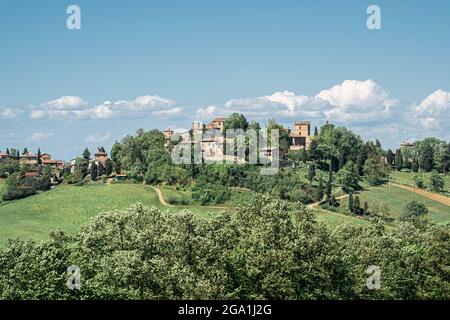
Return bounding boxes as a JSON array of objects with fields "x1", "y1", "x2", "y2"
[{"x1": 0, "y1": 196, "x2": 448, "y2": 299}]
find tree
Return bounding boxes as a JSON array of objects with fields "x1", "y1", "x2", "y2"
[
  {"x1": 395, "y1": 149, "x2": 403, "y2": 170},
  {"x1": 307, "y1": 163, "x2": 316, "y2": 185},
  {"x1": 90, "y1": 162, "x2": 98, "y2": 181},
  {"x1": 413, "y1": 173, "x2": 425, "y2": 189},
  {"x1": 114, "y1": 162, "x2": 121, "y2": 174},
  {"x1": 22, "y1": 148, "x2": 29, "y2": 155},
  {"x1": 386, "y1": 149, "x2": 395, "y2": 166},
  {"x1": 82, "y1": 148, "x2": 91, "y2": 161},
  {"x1": 37, "y1": 148, "x2": 42, "y2": 165},
  {"x1": 335, "y1": 161, "x2": 360, "y2": 193},
  {"x1": 400, "y1": 201, "x2": 428, "y2": 221},
  {"x1": 308, "y1": 138, "x2": 321, "y2": 161},
  {"x1": 421, "y1": 140, "x2": 435, "y2": 172},
  {"x1": 318, "y1": 174, "x2": 324, "y2": 200},
  {"x1": 411, "y1": 160, "x2": 419, "y2": 173},
  {"x1": 105, "y1": 159, "x2": 113, "y2": 176},
  {"x1": 223, "y1": 113, "x2": 248, "y2": 131},
  {"x1": 348, "y1": 192, "x2": 354, "y2": 213},
  {"x1": 74, "y1": 157, "x2": 89, "y2": 178},
  {"x1": 363, "y1": 201, "x2": 369, "y2": 215},
  {"x1": 429, "y1": 171, "x2": 445, "y2": 192},
  {"x1": 364, "y1": 157, "x2": 388, "y2": 186},
  {"x1": 98, "y1": 162, "x2": 105, "y2": 177},
  {"x1": 325, "y1": 162, "x2": 333, "y2": 203},
  {"x1": 353, "y1": 196, "x2": 361, "y2": 215},
  {"x1": 314, "y1": 126, "x2": 319, "y2": 136}
]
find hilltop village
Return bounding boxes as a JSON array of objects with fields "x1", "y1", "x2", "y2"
[{"x1": 0, "y1": 113, "x2": 448, "y2": 204}]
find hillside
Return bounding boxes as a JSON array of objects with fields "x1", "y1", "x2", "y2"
[{"x1": 0, "y1": 182, "x2": 377, "y2": 246}]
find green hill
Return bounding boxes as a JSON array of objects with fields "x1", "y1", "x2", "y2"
[{"x1": 0, "y1": 182, "x2": 378, "y2": 247}]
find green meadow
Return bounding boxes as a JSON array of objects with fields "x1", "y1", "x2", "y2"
[
  {"x1": 0, "y1": 182, "x2": 383, "y2": 247},
  {"x1": 358, "y1": 184, "x2": 450, "y2": 223}
]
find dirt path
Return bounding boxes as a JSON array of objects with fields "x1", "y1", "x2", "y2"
[
  {"x1": 149, "y1": 186, "x2": 174, "y2": 207},
  {"x1": 150, "y1": 186, "x2": 229, "y2": 210},
  {"x1": 391, "y1": 183, "x2": 450, "y2": 207},
  {"x1": 307, "y1": 194, "x2": 349, "y2": 208}
]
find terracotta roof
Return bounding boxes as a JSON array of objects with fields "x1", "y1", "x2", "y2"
[
  {"x1": 24, "y1": 172, "x2": 40, "y2": 177},
  {"x1": 213, "y1": 117, "x2": 227, "y2": 122},
  {"x1": 43, "y1": 159, "x2": 57, "y2": 164},
  {"x1": 20, "y1": 152, "x2": 37, "y2": 158}
]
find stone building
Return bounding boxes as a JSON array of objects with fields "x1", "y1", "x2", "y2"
[
  {"x1": 288, "y1": 121, "x2": 311, "y2": 150},
  {"x1": 19, "y1": 152, "x2": 38, "y2": 165}
]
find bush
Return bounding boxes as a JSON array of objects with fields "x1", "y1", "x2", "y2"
[
  {"x1": 429, "y1": 171, "x2": 445, "y2": 192},
  {"x1": 400, "y1": 200, "x2": 428, "y2": 221},
  {"x1": 192, "y1": 183, "x2": 231, "y2": 205},
  {"x1": 167, "y1": 196, "x2": 190, "y2": 205}
]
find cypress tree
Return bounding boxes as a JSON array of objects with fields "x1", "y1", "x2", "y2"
[
  {"x1": 354, "y1": 196, "x2": 361, "y2": 215},
  {"x1": 90, "y1": 162, "x2": 98, "y2": 181},
  {"x1": 348, "y1": 192, "x2": 354, "y2": 213},
  {"x1": 37, "y1": 148, "x2": 42, "y2": 165}
]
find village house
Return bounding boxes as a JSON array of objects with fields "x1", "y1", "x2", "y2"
[
  {"x1": 162, "y1": 117, "x2": 313, "y2": 163},
  {"x1": 94, "y1": 148, "x2": 108, "y2": 164},
  {"x1": 41, "y1": 154, "x2": 65, "y2": 170},
  {"x1": 288, "y1": 121, "x2": 311, "y2": 151},
  {"x1": 19, "y1": 152, "x2": 38, "y2": 165},
  {"x1": 205, "y1": 117, "x2": 227, "y2": 131},
  {"x1": 162, "y1": 128, "x2": 174, "y2": 140},
  {"x1": 0, "y1": 152, "x2": 9, "y2": 164}
]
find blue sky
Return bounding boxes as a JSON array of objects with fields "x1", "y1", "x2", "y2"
[{"x1": 0, "y1": 0, "x2": 449, "y2": 160}]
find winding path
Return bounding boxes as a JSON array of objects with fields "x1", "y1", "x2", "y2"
[
  {"x1": 149, "y1": 186, "x2": 174, "y2": 207},
  {"x1": 150, "y1": 186, "x2": 229, "y2": 210},
  {"x1": 391, "y1": 183, "x2": 450, "y2": 207}
]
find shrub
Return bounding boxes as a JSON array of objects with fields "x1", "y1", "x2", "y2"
[{"x1": 192, "y1": 183, "x2": 231, "y2": 205}]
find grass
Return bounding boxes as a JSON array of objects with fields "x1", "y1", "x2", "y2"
[
  {"x1": 358, "y1": 184, "x2": 450, "y2": 223},
  {"x1": 389, "y1": 170, "x2": 450, "y2": 197},
  {"x1": 0, "y1": 183, "x2": 215, "y2": 247},
  {"x1": 313, "y1": 208, "x2": 373, "y2": 230}
]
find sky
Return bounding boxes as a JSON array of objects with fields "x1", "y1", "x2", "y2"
[{"x1": 0, "y1": 0, "x2": 449, "y2": 160}]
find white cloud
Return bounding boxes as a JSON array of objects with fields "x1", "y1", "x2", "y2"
[
  {"x1": 317, "y1": 79, "x2": 397, "y2": 123},
  {"x1": 29, "y1": 95, "x2": 179, "y2": 120},
  {"x1": 413, "y1": 89, "x2": 450, "y2": 130},
  {"x1": 198, "y1": 80, "x2": 398, "y2": 124},
  {"x1": 41, "y1": 96, "x2": 88, "y2": 110},
  {"x1": 85, "y1": 133, "x2": 111, "y2": 144},
  {"x1": 30, "y1": 132, "x2": 54, "y2": 142},
  {"x1": 196, "y1": 105, "x2": 218, "y2": 119},
  {"x1": 0, "y1": 107, "x2": 20, "y2": 119}
]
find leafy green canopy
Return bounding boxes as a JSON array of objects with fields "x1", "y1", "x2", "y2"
[{"x1": 0, "y1": 196, "x2": 448, "y2": 299}]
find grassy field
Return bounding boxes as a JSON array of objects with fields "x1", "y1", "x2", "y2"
[
  {"x1": 0, "y1": 183, "x2": 217, "y2": 247},
  {"x1": 357, "y1": 184, "x2": 450, "y2": 223},
  {"x1": 314, "y1": 209, "x2": 373, "y2": 229},
  {"x1": 0, "y1": 181, "x2": 382, "y2": 246},
  {"x1": 390, "y1": 170, "x2": 450, "y2": 196}
]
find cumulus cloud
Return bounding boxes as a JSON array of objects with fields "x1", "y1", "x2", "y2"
[
  {"x1": 197, "y1": 80, "x2": 398, "y2": 125},
  {"x1": 316, "y1": 79, "x2": 398, "y2": 123},
  {"x1": 413, "y1": 89, "x2": 450, "y2": 130},
  {"x1": 30, "y1": 95, "x2": 179, "y2": 120},
  {"x1": 85, "y1": 133, "x2": 111, "y2": 144},
  {"x1": 30, "y1": 132, "x2": 54, "y2": 142},
  {"x1": 0, "y1": 107, "x2": 20, "y2": 119}
]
